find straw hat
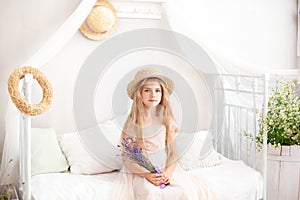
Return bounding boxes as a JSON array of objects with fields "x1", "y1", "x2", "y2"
[
  {"x1": 80, "y1": 0, "x2": 118, "y2": 40},
  {"x1": 127, "y1": 67, "x2": 174, "y2": 99}
]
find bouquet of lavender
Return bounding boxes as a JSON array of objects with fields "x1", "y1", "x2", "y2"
[{"x1": 118, "y1": 136, "x2": 166, "y2": 189}]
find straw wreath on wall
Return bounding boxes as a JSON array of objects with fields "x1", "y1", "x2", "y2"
[{"x1": 7, "y1": 66, "x2": 53, "y2": 116}]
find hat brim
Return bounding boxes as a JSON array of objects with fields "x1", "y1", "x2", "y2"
[
  {"x1": 127, "y1": 75, "x2": 174, "y2": 99},
  {"x1": 80, "y1": 0, "x2": 118, "y2": 40}
]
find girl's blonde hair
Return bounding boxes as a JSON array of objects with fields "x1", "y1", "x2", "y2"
[{"x1": 121, "y1": 78, "x2": 176, "y2": 148}]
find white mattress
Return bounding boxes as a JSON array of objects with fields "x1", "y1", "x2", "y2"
[
  {"x1": 186, "y1": 156, "x2": 263, "y2": 200},
  {"x1": 31, "y1": 156, "x2": 263, "y2": 200}
]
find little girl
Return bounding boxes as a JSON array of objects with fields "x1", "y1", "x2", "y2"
[{"x1": 112, "y1": 67, "x2": 216, "y2": 200}]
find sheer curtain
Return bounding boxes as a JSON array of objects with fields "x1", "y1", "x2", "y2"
[{"x1": 0, "y1": 0, "x2": 96, "y2": 185}]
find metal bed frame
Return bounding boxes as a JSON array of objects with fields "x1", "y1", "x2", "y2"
[
  {"x1": 212, "y1": 71, "x2": 300, "y2": 200},
  {"x1": 18, "y1": 70, "x2": 300, "y2": 200}
]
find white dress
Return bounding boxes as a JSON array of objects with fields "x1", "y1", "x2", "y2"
[{"x1": 112, "y1": 117, "x2": 217, "y2": 200}]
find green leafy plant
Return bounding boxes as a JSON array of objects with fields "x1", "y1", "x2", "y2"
[
  {"x1": 0, "y1": 185, "x2": 18, "y2": 200},
  {"x1": 256, "y1": 80, "x2": 300, "y2": 148},
  {"x1": 0, "y1": 193, "x2": 9, "y2": 200}
]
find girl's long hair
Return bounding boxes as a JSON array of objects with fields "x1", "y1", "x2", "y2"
[{"x1": 121, "y1": 78, "x2": 176, "y2": 148}]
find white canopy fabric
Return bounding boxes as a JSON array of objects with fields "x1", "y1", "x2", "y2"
[{"x1": 0, "y1": 0, "x2": 96, "y2": 185}]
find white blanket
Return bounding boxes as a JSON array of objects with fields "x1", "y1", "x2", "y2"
[{"x1": 31, "y1": 156, "x2": 263, "y2": 200}]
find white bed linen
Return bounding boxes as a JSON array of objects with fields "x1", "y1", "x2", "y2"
[
  {"x1": 186, "y1": 156, "x2": 263, "y2": 200},
  {"x1": 31, "y1": 171, "x2": 118, "y2": 200},
  {"x1": 31, "y1": 156, "x2": 263, "y2": 200}
]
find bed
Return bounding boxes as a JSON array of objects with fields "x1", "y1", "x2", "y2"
[
  {"x1": 15, "y1": 69, "x2": 299, "y2": 200},
  {"x1": 1, "y1": 62, "x2": 270, "y2": 200},
  {"x1": 31, "y1": 157, "x2": 263, "y2": 200},
  {"x1": 24, "y1": 72, "x2": 267, "y2": 200},
  {"x1": 28, "y1": 123, "x2": 263, "y2": 200}
]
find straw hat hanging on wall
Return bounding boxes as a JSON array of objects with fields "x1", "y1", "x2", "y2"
[{"x1": 80, "y1": 0, "x2": 118, "y2": 40}]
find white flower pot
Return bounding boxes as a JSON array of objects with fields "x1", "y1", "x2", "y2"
[{"x1": 266, "y1": 145, "x2": 300, "y2": 200}]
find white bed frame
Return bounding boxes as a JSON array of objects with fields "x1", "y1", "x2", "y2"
[
  {"x1": 212, "y1": 71, "x2": 300, "y2": 200},
  {"x1": 19, "y1": 74, "x2": 33, "y2": 200},
  {"x1": 212, "y1": 73, "x2": 269, "y2": 200},
  {"x1": 18, "y1": 70, "x2": 300, "y2": 200}
]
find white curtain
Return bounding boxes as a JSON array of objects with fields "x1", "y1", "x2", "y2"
[{"x1": 0, "y1": 0, "x2": 96, "y2": 185}]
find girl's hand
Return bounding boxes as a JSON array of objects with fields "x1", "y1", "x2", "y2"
[
  {"x1": 161, "y1": 171, "x2": 171, "y2": 185},
  {"x1": 141, "y1": 173, "x2": 165, "y2": 186}
]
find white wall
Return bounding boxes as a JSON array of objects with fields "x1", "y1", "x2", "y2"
[
  {"x1": 0, "y1": 0, "x2": 298, "y2": 163},
  {"x1": 165, "y1": 0, "x2": 298, "y2": 73}
]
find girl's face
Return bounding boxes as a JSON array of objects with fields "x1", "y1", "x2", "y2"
[{"x1": 141, "y1": 79, "x2": 162, "y2": 109}]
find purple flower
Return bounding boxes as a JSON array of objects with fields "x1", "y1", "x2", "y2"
[{"x1": 118, "y1": 136, "x2": 166, "y2": 189}]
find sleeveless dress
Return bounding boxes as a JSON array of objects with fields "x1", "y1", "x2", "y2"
[{"x1": 112, "y1": 117, "x2": 217, "y2": 200}]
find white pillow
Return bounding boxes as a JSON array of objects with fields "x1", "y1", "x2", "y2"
[
  {"x1": 31, "y1": 128, "x2": 69, "y2": 176},
  {"x1": 177, "y1": 130, "x2": 221, "y2": 170},
  {"x1": 59, "y1": 118, "x2": 124, "y2": 175}
]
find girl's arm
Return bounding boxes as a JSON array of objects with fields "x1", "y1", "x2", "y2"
[
  {"x1": 122, "y1": 156, "x2": 148, "y2": 174},
  {"x1": 122, "y1": 156, "x2": 165, "y2": 186},
  {"x1": 119, "y1": 132, "x2": 149, "y2": 174},
  {"x1": 120, "y1": 134, "x2": 165, "y2": 186},
  {"x1": 163, "y1": 122, "x2": 179, "y2": 183}
]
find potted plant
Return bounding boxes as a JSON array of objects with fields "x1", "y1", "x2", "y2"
[
  {"x1": 256, "y1": 80, "x2": 300, "y2": 200},
  {"x1": 257, "y1": 80, "x2": 300, "y2": 148},
  {"x1": 0, "y1": 185, "x2": 18, "y2": 200},
  {"x1": 0, "y1": 193, "x2": 9, "y2": 200}
]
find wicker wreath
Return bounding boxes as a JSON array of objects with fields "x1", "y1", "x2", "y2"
[{"x1": 8, "y1": 66, "x2": 53, "y2": 116}]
